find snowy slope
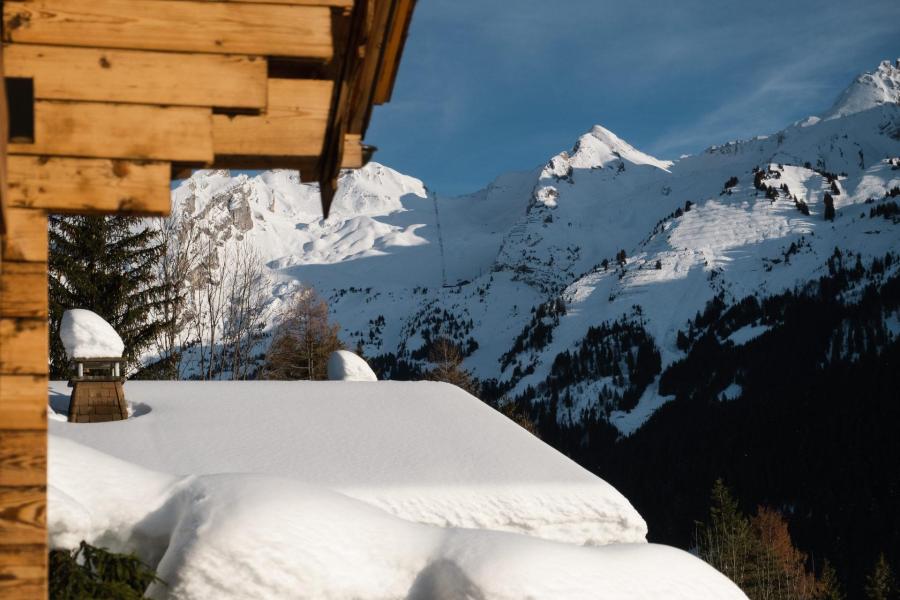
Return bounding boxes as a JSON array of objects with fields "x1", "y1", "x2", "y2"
[
  {"x1": 49, "y1": 380, "x2": 646, "y2": 546},
  {"x1": 49, "y1": 434, "x2": 745, "y2": 599},
  {"x1": 161, "y1": 59, "x2": 900, "y2": 434}
]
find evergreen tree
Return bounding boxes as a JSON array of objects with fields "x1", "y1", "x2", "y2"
[
  {"x1": 817, "y1": 560, "x2": 844, "y2": 600},
  {"x1": 50, "y1": 540, "x2": 162, "y2": 599},
  {"x1": 824, "y1": 193, "x2": 836, "y2": 221},
  {"x1": 49, "y1": 215, "x2": 170, "y2": 377},
  {"x1": 865, "y1": 554, "x2": 895, "y2": 600},
  {"x1": 696, "y1": 479, "x2": 755, "y2": 589}
]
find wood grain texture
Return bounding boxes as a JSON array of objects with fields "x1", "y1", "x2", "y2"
[
  {"x1": 0, "y1": 545, "x2": 46, "y2": 598},
  {"x1": 0, "y1": 208, "x2": 46, "y2": 263},
  {"x1": 0, "y1": 318, "x2": 47, "y2": 375},
  {"x1": 7, "y1": 155, "x2": 171, "y2": 215},
  {"x1": 341, "y1": 133, "x2": 363, "y2": 169},
  {"x1": 0, "y1": 432, "x2": 45, "y2": 487},
  {"x1": 192, "y1": 0, "x2": 352, "y2": 6},
  {"x1": 373, "y1": 0, "x2": 415, "y2": 104},
  {"x1": 1, "y1": 42, "x2": 8, "y2": 242},
  {"x1": 0, "y1": 487, "x2": 45, "y2": 545},
  {"x1": 5, "y1": 43, "x2": 267, "y2": 109},
  {"x1": 3, "y1": 0, "x2": 333, "y2": 59},
  {"x1": 0, "y1": 261, "x2": 47, "y2": 318},
  {"x1": 0, "y1": 375, "x2": 47, "y2": 430},
  {"x1": 9, "y1": 100, "x2": 213, "y2": 163},
  {"x1": 213, "y1": 79, "x2": 332, "y2": 157}
]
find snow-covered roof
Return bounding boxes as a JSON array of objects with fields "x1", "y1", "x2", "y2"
[
  {"x1": 50, "y1": 380, "x2": 644, "y2": 545},
  {"x1": 48, "y1": 380, "x2": 745, "y2": 599}
]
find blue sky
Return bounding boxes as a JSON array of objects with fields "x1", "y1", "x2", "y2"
[{"x1": 366, "y1": 0, "x2": 900, "y2": 196}]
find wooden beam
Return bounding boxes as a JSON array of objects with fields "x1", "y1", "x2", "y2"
[
  {"x1": 318, "y1": 0, "x2": 392, "y2": 217},
  {"x1": 4, "y1": 0, "x2": 333, "y2": 59},
  {"x1": 9, "y1": 101, "x2": 213, "y2": 163},
  {"x1": 4, "y1": 44, "x2": 267, "y2": 110},
  {"x1": 0, "y1": 261, "x2": 46, "y2": 319},
  {"x1": 198, "y1": 0, "x2": 352, "y2": 6},
  {"x1": 0, "y1": 433, "x2": 45, "y2": 487},
  {"x1": 213, "y1": 79, "x2": 332, "y2": 158},
  {"x1": 7, "y1": 156, "x2": 171, "y2": 215},
  {"x1": 0, "y1": 546, "x2": 46, "y2": 598},
  {"x1": 0, "y1": 208, "x2": 46, "y2": 263},
  {"x1": 211, "y1": 154, "x2": 319, "y2": 177},
  {"x1": 0, "y1": 375, "x2": 47, "y2": 430},
  {"x1": 346, "y1": 0, "x2": 395, "y2": 137},
  {"x1": 341, "y1": 133, "x2": 364, "y2": 169},
  {"x1": 373, "y1": 0, "x2": 415, "y2": 104},
  {"x1": 0, "y1": 319, "x2": 48, "y2": 375},
  {"x1": 1, "y1": 42, "x2": 8, "y2": 244},
  {"x1": 0, "y1": 487, "x2": 45, "y2": 546}
]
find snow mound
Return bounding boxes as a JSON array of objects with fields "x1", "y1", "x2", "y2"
[
  {"x1": 50, "y1": 380, "x2": 646, "y2": 545},
  {"x1": 822, "y1": 59, "x2": 900, "y2": 120},
  {"x1": 327, "y1": 350, "x2": 378, "y2": 381},
  {"x1": 49, "y1": 435, "x2": 747, "y2": 600},
  {"x1": 59, "y1": 309, "x2": 124, "y2": 359}
]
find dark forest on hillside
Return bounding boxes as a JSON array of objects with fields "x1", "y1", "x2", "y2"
[{"x1": 520, "y1": 254, "x2": 900, "y2": 598}]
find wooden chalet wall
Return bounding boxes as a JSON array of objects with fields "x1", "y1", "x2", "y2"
[{"x1": 0, "y1": 0, "x2": 416, "y2": 597}]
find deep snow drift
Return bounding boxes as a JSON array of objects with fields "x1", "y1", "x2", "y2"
[
  {"x1": 49, "y1": 435, "x2": 745, "y2": 600},
  {"x1": 59, "y1": 309, "x2": 124, "y2": 359},
  {"x1": 48, "y1": 382, "x2": 746, "y2": 599}
]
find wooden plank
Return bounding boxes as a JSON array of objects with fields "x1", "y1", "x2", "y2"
[
  {"x1": 0, "y1": 318, "x2": 47, "y2": 376},
  {"x1": 1, "y1": 40, "x2": 8, "y2": 243},
  {"x1": 0, "y1": 487, "x2": 44, "y2": 545},
  {"x1": 196, "y1": 0, "x2": 352, "y2": 6},
  {"x1": 0, "y1": 208, "x2": 46, "y2": 263},
  {"x1": 4, "y1": 0, "x2": 333, "y2": 59},
  {"x1": 9, "y1": 100, "x2": 213, "y2": 163},
  {"x1": 346, "y1": 0, "x2": 395, "y2": 136},
  {"x1": 373, "y1": 0, "x2": 415, "y2": 104},
  {"x1": 0, "y1": 375, "x2": 47, "y2": 430},
  {"x1": 0, "y1": 432, "x2": 45, "y2": 487},
  {"x1": 7, "y1": 156, "x2": 171, "y2": 215},
  {"x1": 0, "y1": 546, "x2": 46, "y2": 598},
  {"x1": 341, "y1": 133, "x2": 363, "y2": 169},
  {"x1": 211, "y1": 154, "x2": 318, "y2": 177},
  {"x1": 0, "y1": 261, "x2": 46, "y2": 318},
  {"x1": 317, "y1": 0, "x2": 387, "y2": 216},
  {"x1": 5, "y1": 43, "x2": 267, "y2": 109},
  {"x1": 213, "y1": 79, "x2": 332, "y2": 157}
]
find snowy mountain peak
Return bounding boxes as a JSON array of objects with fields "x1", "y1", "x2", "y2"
[
  {"x1": 822, "y1": 58, "x2": 900, "y2": 120},
  {"x1": 541, "y1": 125, "x2": 672, "y2": 182}
]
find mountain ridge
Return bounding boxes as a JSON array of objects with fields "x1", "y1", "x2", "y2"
[{"x1": 165, "y1": 59, "x2": 900, "y2": 436}]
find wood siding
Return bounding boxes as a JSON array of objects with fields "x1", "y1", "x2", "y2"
[{"x1": 0, "y1": 1, "x2": 417, "y2": 596}]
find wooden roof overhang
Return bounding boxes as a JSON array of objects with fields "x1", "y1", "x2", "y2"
[
  {"x1": 0, "y1": 0, "x2": 416, "y2": 221},
  {"x1": 0, "y1": 0, "x2": 416, "y2": 596}
]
